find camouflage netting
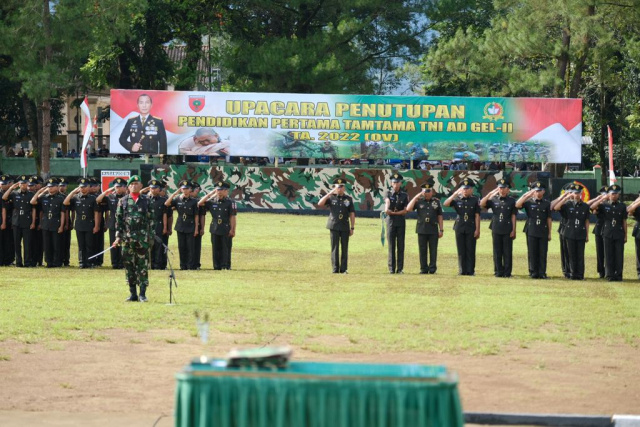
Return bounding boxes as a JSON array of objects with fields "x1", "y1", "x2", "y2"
[{"x1": 152, "y1": 165, "x2": 544, "y2": 212}]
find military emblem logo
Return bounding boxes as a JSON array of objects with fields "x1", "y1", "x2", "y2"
[
  {"x1": 483, "y1": 102, "x2": 505, "y2": 121},
  {"x1": 189, "y1": 95, "x2": 206, "y2": 113}
]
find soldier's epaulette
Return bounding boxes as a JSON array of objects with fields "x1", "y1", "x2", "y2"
[{"x1": 152, "y1": 115, "x2": 162, "y2": 120}]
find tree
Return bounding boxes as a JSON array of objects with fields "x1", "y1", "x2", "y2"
[
  {"x1": 413, "y1": 0, "x2": 640, "y2": 177},
  {"x1": 217, "y1": 0, "x2": 429, "y2": 94},
  {"x1": 0, "y1": 0, "x2": 144, "y2": 177}
]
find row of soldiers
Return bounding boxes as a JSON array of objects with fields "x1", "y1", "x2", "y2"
[
  {"x1": 376, "y1": 174, "x2": 631, "y2": 281},
  {"x1": 0, "y1": 174, "x2": 237, "y2": 271},
  {"x1": 320, "y1": 173, "x2": 633, "y2": 281}
]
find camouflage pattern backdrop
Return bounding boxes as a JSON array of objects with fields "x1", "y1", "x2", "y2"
[{"x1": 151, "y1": 165, "x2": 545, "y2": 212}]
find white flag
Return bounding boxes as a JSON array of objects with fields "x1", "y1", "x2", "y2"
[{"x1": 80, "y1": 97, "x2": 92, "y2": 169}]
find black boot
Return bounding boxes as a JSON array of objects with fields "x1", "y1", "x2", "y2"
[
  {"x1": 125, "y1": 284, "x2": 138, "y2": 302},
  {"x1": 139, "y1": 285, "x2": 148, "y2": 302}
]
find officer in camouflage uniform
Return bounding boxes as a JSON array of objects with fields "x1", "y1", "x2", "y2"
[
  {"x1": 384, "y1": 173, "x2": 409, "y2": 274},
  {"x1": 113, "y1": 175, "x2": 155, "y2": 302},
  {"x1": 406, "y1": 182, "x2": 443, "y2": 274},
  {"x1": 318, "y1": 177, "x2": 356, "y2": 274}
]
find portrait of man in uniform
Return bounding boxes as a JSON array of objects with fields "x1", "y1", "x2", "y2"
[
  {"x1": 178, "y1": 128, "x2": 230, "y2": 156},
  {"x1": 119, "y1": 93, "x2": 167, "y2": 155}
]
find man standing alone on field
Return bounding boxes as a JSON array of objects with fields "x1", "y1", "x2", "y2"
[{"x1": 113, "y1": 175, "x2": 155, "y2": 302}]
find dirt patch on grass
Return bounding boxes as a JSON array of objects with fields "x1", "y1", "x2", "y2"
[{"x1": 1, "y1": 329, "x2": 638, "y2": 417}]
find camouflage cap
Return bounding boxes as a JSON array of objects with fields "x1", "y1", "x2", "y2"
[
  {"x1": 113, "y1": 178, "x2": 127, "y2": 187},
  {"x1": 127, "y1": 175, "x2": 141, "y2": 185},
  {"x1": 390, "y1": 173, "x2": 403, "y2": 183},
  {"x1": 78, "y1": 178, "x2": 90, "y2": 187},
  {"x1": 148, "y1": 179, "x2": 162, "y2": 188},
  {"x1": 460, "y1": 178, "x2": 474, "y2": 189},
  {"x1": 608, "y1": 184, "x2": 621, "y2": 193},
  {"x1": 46, "y1": 178, "x2": 60, "y2": 187},
  {"x1": 496, "y1": 179, "x2": 509, "y2": 188}
]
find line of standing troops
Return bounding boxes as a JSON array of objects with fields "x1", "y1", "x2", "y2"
[
  {"x1": 321, "y1": 174, "x2": 634, "y2": 281},
  {"x1": 0, "y1": 174, "x2": 237, "y2": 272}
]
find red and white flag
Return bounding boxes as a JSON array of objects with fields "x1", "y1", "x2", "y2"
[
  {"x1": 607, "y1": 125, "x2": 617, "y2": 186},
  {"x1": 79, "y1": 97, "x2": 92, "y2": 169}
]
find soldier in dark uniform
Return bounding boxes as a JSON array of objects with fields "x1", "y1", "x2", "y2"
[
  {"x1": 96, "y1": 178, "x2": 127, "y2": 269},
  {"x1": 406, "y1": 182, "x2": 443, "y2": 274},
  {"x1": 480, "y1": 178, "x2": 517, "y2": 278},
  {"x1": 31, "y1": 178, "x2": 66, "y2": 268},
  {"x1": 318, "y1": 177, "x2": 356, "y2": 274},
  {"x1": 63, "y1": 178, "x2": 100, "y2": 268},
  {"x1": 165, "y1": 180, "x2": 199, "y2": 270},
  {"x1": 28, "y1": 177, "x2": 44, "y2": 266},
  {"x1": 199, "y1": 181, "x2": 237, "y2": 270},
  {"x1": 557, "y1": 204, "x2": 570, "y2": 278},
  {"x1": 0, "y1": 175, "x2": 16, "y2": 266},
  {"x1": 58, "y1": 178, "x2": 72, "y2": 266},
  {"x1": 2, "y1": 176, "x2": 35, "y2": 267},
  {"x1": 384, "y1": 173, "x2": 409, "y2": 274},
  {"x1": 146, "y1": 179, "x2": 169, "y2": 270},
  {"x1": 627, "y1": 191, "x2": 640, "y2": 279},
  {"x1": 588, "y1": 186, "x2": 609, "y2": 278},
  {"x1": 89, "y1": 178, "x2": 105, "y2": 267},
  {"x1": 553, "y1": 184, "x2": 590, "y2": 280},
  {"x1": 192, "y1": 181, "x2": 204, "y2": 270},
  {"x1": 516, "y1": 181, "x2": 552, "y2": 279},
  {"x1": 591, "y1": 185, "x2": 627, "y2": 281},
  {"x1": 444, "y1": 178, "x2": 481, "y2": 275},
  {"x1": 119, "y1": 93, "x2": 167, "y2": 154}
]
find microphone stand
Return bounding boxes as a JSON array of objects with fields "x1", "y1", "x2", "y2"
[{"x1": 158, "y1": 238, "x2": 178, "y2": 305}]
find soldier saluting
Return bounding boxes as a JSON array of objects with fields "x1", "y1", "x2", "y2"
[
  {"x1": 119, "y1": 93, "x2": 167, "y2": 155},
  {"x1": 199, "y1": 181, "x2": 237, "y2": 270},
  {"x1": 480, "y1": 178, "x2": 517, "y2": 278},
  {"x1": 516, "y1": 181, "x2": 552, "y2": 279},
  {"x1": 318, "y1": 178, "x2": 356, "y2": 274},
  {"x1": 165, "y1": 180, "x2": 199, "y2": 270},
  {"x1": 552, "y1": 184, "x2": 590, "y2": 280},
  {"x1": 406, "y1": 182, "x2": 443, "y2": 274},
  {"x1": 444, "y1": 178, "x2": 481, "y2": 276},
  {"x1": 2, "y1": 175, "x2": 36, "y2": 267},
  {"x1": 96, "y1": 178, "x2": 128, "y2": 269},
  {"x1": 384, "y1": 173, "x2": 409, "y2": 274},
  {"x1": 30, "y1": 178, "x2": 66, "y2": 268},
  {"x1": 591, "y1": 184, "x2": 627, "y2": 281}
]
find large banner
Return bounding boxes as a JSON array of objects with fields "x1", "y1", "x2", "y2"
[{"x1": 110, "y1": 90, "x2": 582, "y2": 162}]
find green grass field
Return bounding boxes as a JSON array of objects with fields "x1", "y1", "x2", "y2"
[{"x1": 1, "y1": 213, "x2": 639, "y2": 356}]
